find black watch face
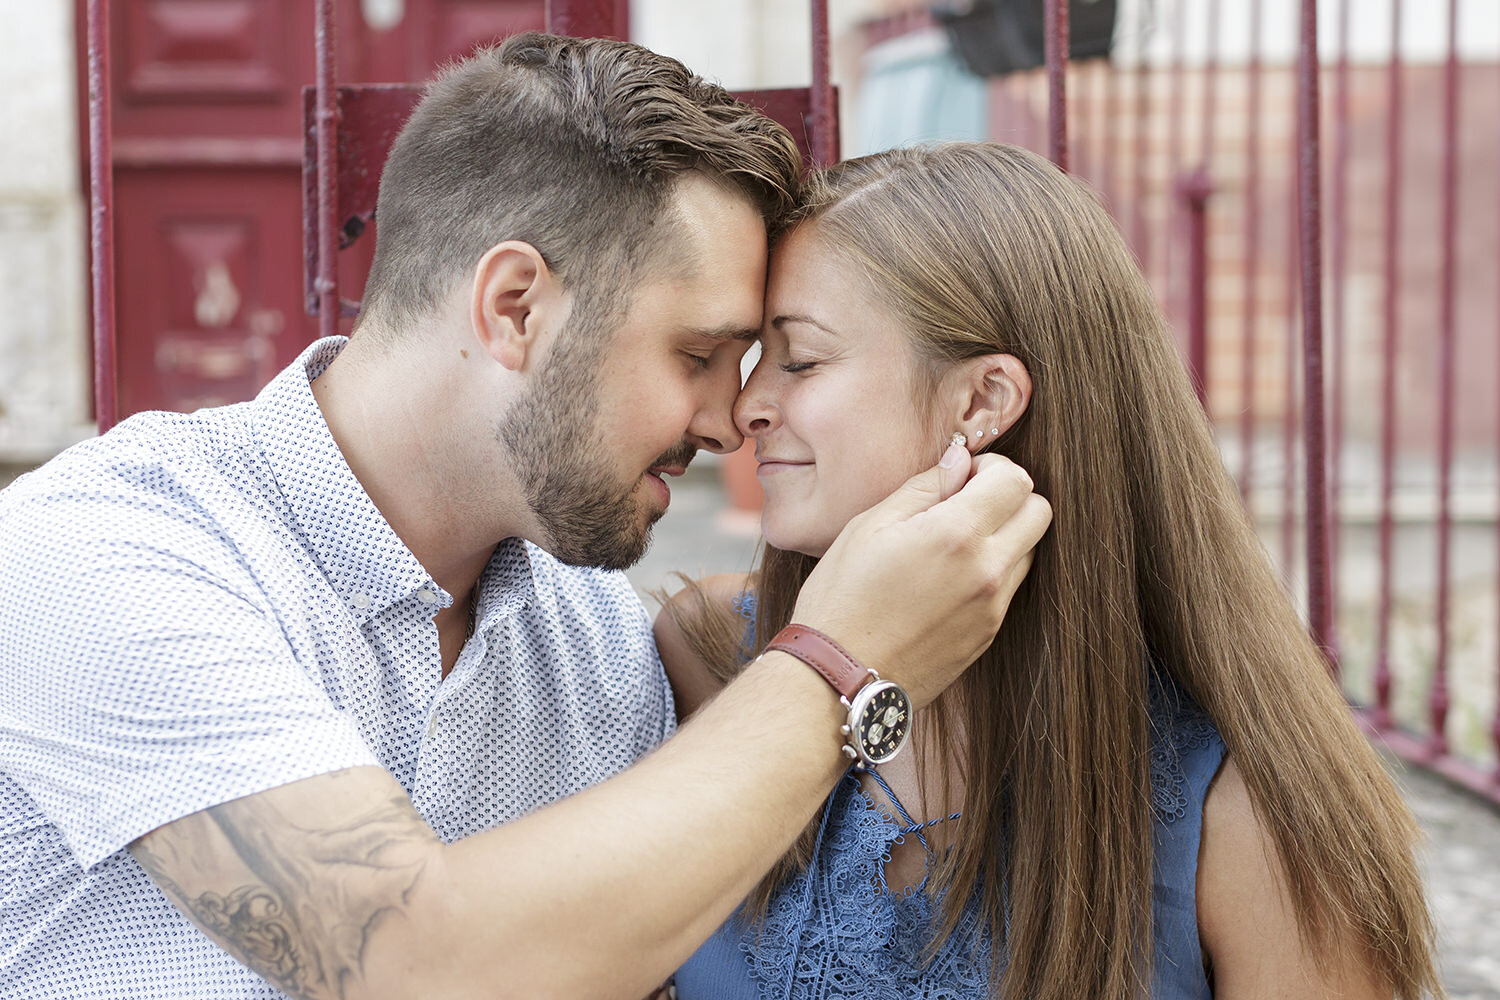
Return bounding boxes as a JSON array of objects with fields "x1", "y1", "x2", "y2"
[{"x1": 852, "y1": 682, "x2": 911, "y2": 764}]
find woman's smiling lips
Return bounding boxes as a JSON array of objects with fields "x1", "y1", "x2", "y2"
[{"x1": 754, "y1": 456, "x2": 812, "y2": 476}]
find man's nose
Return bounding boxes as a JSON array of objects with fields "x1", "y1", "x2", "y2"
[{"x1": 686, "y1": 366, "x2": 745, "y2": 455}]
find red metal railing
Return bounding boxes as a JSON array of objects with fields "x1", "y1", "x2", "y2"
[
  {"x1": 85, "y1": 0, "x2": 117, "y2": 433},
  {"x1": 1014, "y1": 0, "x2": 1499, "y2": 803}
]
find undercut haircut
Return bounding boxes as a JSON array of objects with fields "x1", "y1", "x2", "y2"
[{"x1": 357, "y1": 32, "x2": 803, "y2": 335}]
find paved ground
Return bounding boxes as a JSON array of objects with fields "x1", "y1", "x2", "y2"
[
  {"x1": 6, "y1": 455, "x2": 1498, "y2": 991},
  {"x1": 632, "y1": 459, "x2": 1500, "y2": 997}
]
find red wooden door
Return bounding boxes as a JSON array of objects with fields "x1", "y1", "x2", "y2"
[{"x1": 82, "y1": 0, "x2": 549, "y2": 418}]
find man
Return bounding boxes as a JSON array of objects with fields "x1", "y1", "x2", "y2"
[{"x1": 0, "y1": 33, "x2": 1050, "y2": 999}]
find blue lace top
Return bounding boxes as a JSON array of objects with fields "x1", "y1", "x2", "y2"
[{"x1": 675, "y1": 595, "x2": 1226, "y2": 1000}]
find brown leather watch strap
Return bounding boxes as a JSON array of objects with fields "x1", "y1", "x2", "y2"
[{"x1": 766, "y1": 624, "x2": 873, "y2": 701}]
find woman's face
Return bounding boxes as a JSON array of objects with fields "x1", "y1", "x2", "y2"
[{"x1": 734, "y1": 225, "x2": 943, "y2": 557}]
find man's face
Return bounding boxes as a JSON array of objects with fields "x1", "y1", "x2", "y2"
[{"x1": 501, "y1": 175, "x2": 768, "y2": 569}]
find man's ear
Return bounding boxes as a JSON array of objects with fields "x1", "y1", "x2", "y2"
[
  {"x1": 470, "y1": 241, "x2": 563, "y2": 372},
  {"x1": 949, "y1": 353, "x2": 1032, "y2": 449}
]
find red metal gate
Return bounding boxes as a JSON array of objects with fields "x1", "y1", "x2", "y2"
[
  {"x1": 79, "y1": 0, "x2": 553, "y2": 420},
  {"x1": 969, "y1": 0, "x2": 1500, "y2": 805}
]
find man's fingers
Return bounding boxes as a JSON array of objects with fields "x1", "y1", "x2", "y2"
[
  {"x1": 988, "y1": 492, "x2": 1053, "y2": 559},
  {"x1": 933, "y1": 453, "x2": 1038, "y2": 535}
]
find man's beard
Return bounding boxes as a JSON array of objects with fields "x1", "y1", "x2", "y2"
[{"x1": 498, "y1": 320, "x2": 692, "y2": 571}]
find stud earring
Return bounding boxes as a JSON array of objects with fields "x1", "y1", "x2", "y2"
[
  {"x1": 974, "y1": 429, "x2": 985, "y2": 439},
  {"x1": 991, "y1": 428, "x2": 1000, "y2": 436},
  {"x1": 949, "y1": 431, "x2": 967, "y2": 449}
]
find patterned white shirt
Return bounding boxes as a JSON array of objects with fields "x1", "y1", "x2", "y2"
[{"x1": 0, "y1": 337, "x2": 674, "y2": 997}]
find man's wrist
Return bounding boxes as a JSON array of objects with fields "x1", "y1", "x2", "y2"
[
  {"x1": 762, "y1": 625, "x2": 914, "y2": 769},
  {"x1": 765, "y1": 623, "x2": 874, "y2": 701},
  {"x1": 741, "y1": 650, "x2": 849, "y2": 750}
]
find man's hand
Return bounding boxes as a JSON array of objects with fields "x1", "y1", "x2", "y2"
[{"x1": 791, "y1": 443, "x2": 1051, "y2": 708}]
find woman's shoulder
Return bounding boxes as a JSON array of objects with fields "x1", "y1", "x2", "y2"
[
  {"x1": 653, "y1": 573, "x2": 754, "y2": 720},
  {"x1": 1196, "y1": 757, "x2": 1390, "y2": 998}
]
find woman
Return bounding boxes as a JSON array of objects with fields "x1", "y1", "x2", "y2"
[{"x1": 655, "y1": 143, "x2": 1440, "y2": 999}]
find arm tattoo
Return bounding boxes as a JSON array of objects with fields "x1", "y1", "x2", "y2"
[{"x1": 131, "y1": 780, "x2": 440, "y2": 1000}]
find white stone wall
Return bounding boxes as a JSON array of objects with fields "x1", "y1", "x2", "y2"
[{"x1": 0, "y1": 0, "x2": 91, "y2": 460}]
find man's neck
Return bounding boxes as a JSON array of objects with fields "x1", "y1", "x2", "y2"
[{"x1": 309, "y1": 331, "x2": 532, "y2": 601}]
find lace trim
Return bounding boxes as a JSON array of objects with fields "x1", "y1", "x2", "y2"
[
  {"x1": 730, "y1": 640, "x2": 1220, "y2": 999},
  {"x1": 740, "y1": 776, "x2": 989, "y2": 1000},
  {"x1": 1147, "y1": 678, "x2": 1220, "y2": 825}
]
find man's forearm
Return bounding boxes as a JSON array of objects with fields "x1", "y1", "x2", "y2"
[
  {"x1": 136, "y1": 651, "x2": 848, "y2": 1000},
  {"x1": 396, "y1": 649, "x2": 846, "y2": 1000}
]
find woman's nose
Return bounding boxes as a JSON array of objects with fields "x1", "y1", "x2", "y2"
[{"x1": 733, "y1": 362, "x2": 777, "y2": 438}]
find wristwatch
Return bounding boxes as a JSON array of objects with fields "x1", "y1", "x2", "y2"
[{"x1": 767, "y1": 624, "x2": 913, "y2": 769}]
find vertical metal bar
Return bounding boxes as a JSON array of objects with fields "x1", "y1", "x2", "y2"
[
  {"x1": 1164, "y1": 0, "x2": 1186, "y2": 327},
  {"x1": 1180, "y1": 0, "x2": 1221, "y2": 409},
  {"x1": 545, "y1": 0, "x2": 621, "y2": 38},
  {"x1": 86, "y1": 0, "x2": 117, "y2": 433},
  {"x1": 1328, "y1": 0, "x2": 1352, "y2": 668},
  {"x1": 1183, "y1": 176, "x2": 1211, "y2": 404},
  {"x1": 314, "y1": 0, "x2": 339, "y2": 340},
  {"x1": 1281, "y1": 184, "x2": 1299, "y2": 578},
  {"x1": 1429, "y1": 0, "x2": 1460, "y2": 755},
  {"x1": 1238, "y1": 0, "x2": 1264, "y2": 501},
  {"x1": 1130, "y1": 15, "x2": 1151, "y2": 274},
  {"x1": 809, "y1": 0, "x2": 835, "y2": 166},
  {"x1": 1044, "y1": 0, "x2": 1069, "y2": 170},
  {"x1": 1297, "y1": 0, "x2": 1332, "y2": 658},
  {"x1": 1495, "y1": 32, "x2": 1500, "y2": 788},
  {"x1": 1101, "y1": 47, "x2": 1118, "y2": 212},
  {"x1": 1098, "y1": 58, "x2": 1110, "y2": 200},
  {"x1": 1374, "y1": 0, "x2": 1403, "y2": 726}
]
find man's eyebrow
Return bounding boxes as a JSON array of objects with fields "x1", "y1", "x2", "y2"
[
  {"x1": 771, "y1": 313, "x2": 841, "y2": 337},
  {"x1": 686, "y1": 323, "x2": 761, "y2": 342}
]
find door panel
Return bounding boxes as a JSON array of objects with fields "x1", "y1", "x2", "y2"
[
  {"x1": 114, "y1": 167, "x2": 299, "y2": 414},
  {"x1": 84, "y1": 0, "x2": 548, "y2": 418}
]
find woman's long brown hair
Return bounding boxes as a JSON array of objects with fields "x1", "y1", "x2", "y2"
[{"x1": 673, "y1": 143, "x2": 1439, "y2": 999}]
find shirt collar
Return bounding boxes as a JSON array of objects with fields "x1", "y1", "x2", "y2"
[{"x1": 249, "y1": 337, "x2": 436, "y2": 624}]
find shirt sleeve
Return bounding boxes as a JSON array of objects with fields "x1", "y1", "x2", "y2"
[{"x1": 0, "y1": 480, "x2": 379, "y2": 870}]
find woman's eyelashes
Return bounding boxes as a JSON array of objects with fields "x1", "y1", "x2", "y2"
[{"x1": 778, "y1": 360, "x2": 816, "y2": 374}]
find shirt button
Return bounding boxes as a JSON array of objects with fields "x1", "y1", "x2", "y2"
[
  {"x1": 426, "y1": 717, "x2": 438, "y2": 738},
  {"x1": 351, "y1": 593, "x2": 372, "y2": 609},
  {"x1": 416, "y1": 589, "x2": 438, "y2": 605}
]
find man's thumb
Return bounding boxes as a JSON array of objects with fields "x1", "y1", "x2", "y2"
[{"x1": 867, "y1": 442, "x2": 972, "y2": 524}]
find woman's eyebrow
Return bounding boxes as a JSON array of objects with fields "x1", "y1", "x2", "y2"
[{"x1": 771, "y1": 313, "x2": 841, "y2": 337}]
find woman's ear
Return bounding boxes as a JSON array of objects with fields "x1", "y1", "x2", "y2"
[{"x1": 950, "y1": 353, "x2": 1032, "y2": 449}]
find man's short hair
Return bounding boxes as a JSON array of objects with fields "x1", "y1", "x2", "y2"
[{"x1": 358, "y1": 32, "x2": 804, "y2": 333}]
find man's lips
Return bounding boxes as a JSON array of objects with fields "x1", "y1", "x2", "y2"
[{"x1": 644, "y1": 450, "x2": 694, "y2": 507}]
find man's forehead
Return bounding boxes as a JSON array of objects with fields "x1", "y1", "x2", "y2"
[{"x1": 663, "y1": 175, "x2": 768, "y2": 260}]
